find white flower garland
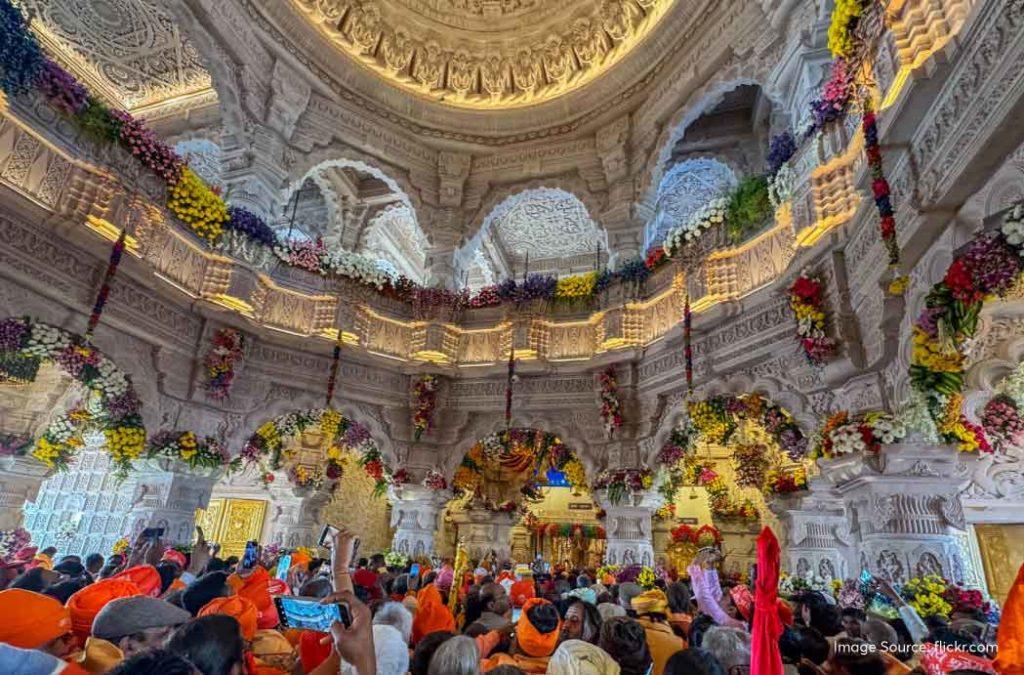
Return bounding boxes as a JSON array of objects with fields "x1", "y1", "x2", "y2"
[
  {"x1": 769, "y1": 162, "x2": 795, "y2": 210},
  {"x1": 1003, "y1": 203, "x2": 1024, "y2": 251},
  {"x1": 663, "y1": 197, "x2": 728, "y2": 256}
]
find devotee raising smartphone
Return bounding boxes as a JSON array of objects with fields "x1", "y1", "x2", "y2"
[
  {"x1": 276, "y1": 553, "x2": 292, "y2": 581},
  {"x1": 410, "y1": 562, "x2": 420, "y2": 579},
  {"x1": 319, "y1": 523, "x2": 340, "y2": 548},
  {"x1": 241, "y1": 540, "x2": 259, "y2": 570},
  {"x1": 275, "y1": 596, "x2": 352, "y2": 631}
]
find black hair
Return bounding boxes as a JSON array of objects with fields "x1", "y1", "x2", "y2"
[
  {"x1": 797, "y1": 626, "x2": 830, "y2": 665},
  {"x1": 392, "y1": 574, "x2": 409, "y2": 597},
  {"x1": 85, "y1": 553, "x2": 105, "y2": 571},
  {"x1": 308, "y1": 558, "x2": 326, "y2": 575},
  {"x1": 41, "y1": 547, "x2": 57, "y2": 557},
  {"x1": 98, "y1": 564, "x2": 120, "y2": 580},
  {"x1": 666, "y1": 581, "x2": 692, "y2": 614},
  {"x1": 224, "y1": 556, "x2": 239, "y2": 567},
  {"x1": 53, "y1": 560, "x2": 86, "y2": 577},
  {"x1": 299, "y1": 576, "x2": 334, "y2": 599},
  {"x1": 803, "y1": 597, "x2": 843, "y2": 636},
  {"x1": 424, "y1": 571, "x2": 438, "y2": 586},
  {"x1": 166, "y1": 615, "x2": 244, "y2": 675},
  {"x1": 410, "y1": 630, "x2": 455, "y2": 675},
  {"x1": 689, "y1": 613, "x2": 717, "y2": 648},
  {"x1": 155, "y1": 563, "x2": 178, "y2": 594},
  {"x1": 9, "y1": 567, "x2": 49, "y2": 593},
  {"x1": 928, "y1": 627, "x2": 979, "y2": 653},
  {"x1": 487, "y1": 666, "x2": 526, "y2": 675},
  {"x1": 525, "y1": 602, "x2": 560, "y2": 634},
  {"x1": 357, "y1": 557, "x2": 369, "y2": 568},
  {"x1": 599, "y1": 617, "x2": 653, "y2": 675},
  {"x1": 841, "y1": 607, "x2": 867, "y2": 621},
  {"x1": 665, "y1": 648, "x2": 726, "y2": 675},
  {"x1": 778, "y1": 626, "x2": 803, "y2": 664},
  {"x1": 831, "y1": 639, "x2": 886, "y2": 675},
  {"x1": 204, "y1": 558, "x2": 227, "y2": 573},
  {"x1": 108, "y1": 648, "x2": 197, "y2": 675},
  {"x1": 181, "y1": 571, "x2": 231, "y2": 615},
  {"x1": 43, "y1": 578, "x2": 89, "y2": 604}
]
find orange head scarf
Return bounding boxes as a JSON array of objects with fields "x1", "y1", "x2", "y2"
[
  {"x1": 411, "y1": 584, "x2": 456, "y2": 644},
  {"x1": 0, "y1": 589, "x2": 72, "y2": 648},
  {"x1": 516, "y1": 597, "x2": 561, "y2": 658},
  {"x1": 510, "y1": 578, "x2": 536, "y2": 609},
  {"x1": 996, "y1": 561, "x2": 1024, "y2": 675},
  {"x1": 66, "y1": 578, "x2": 141, "y2": 640},
  {"x1": 161, "y1": 549, "x2": 188, "y2": 569},
  {"x1": 290, "y1": 551, "x2": 311, "y2": 568},
  {"x1": 229, "y1": 566, "x2": 279, "y2": 629},
  {"x1": 200, "y1": 595, "x2": 259, "y2": 640},
  {"x1": 113, "y1": 565, "x2": 162, "y2": 598}
]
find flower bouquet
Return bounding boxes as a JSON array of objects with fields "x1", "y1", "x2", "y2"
[
  {"x1": 788, "y1": 273, "x2": 837, "y2": 365},
  {"x1": 203, "y1": 328, "x2": 244, "y2": 401},
  {"x1": 423, "y1": 470, "x2": 449, "y2": 491},
  {"x1": 901, "y1": 575, "x2": 953, "y2": 618},
  {"x1": 766, "y1": 467, "x2": 808, "y2": 495},
  {"x1": 0, "y1": 527, "x2": 31, "y2": 562},
  {"x1": 813, "y1": 411, "x2": 906, "y2": 458},
  {"x1": 731, "y1": 443, "x2": 770, "y2": 488},
  {"x1": 288, "y1": 465, "x2": 325, "y2": 491},
  {"x1": 980, "y1": 395, "x2": 1024, "y2": 452}
]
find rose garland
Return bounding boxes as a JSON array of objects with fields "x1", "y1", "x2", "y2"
[
  {"x1": 146, "y1": 430, "x2": 239, "y2": 471},
  {"x1": 411, "y1": 374, "x2": 439, "y2": 441},
  {"x1": 241, "y1": 408, "x2": 373, "y2": 489},
  {"x1": 598, "y1": 366, "x2": 623, "y2": 437},
  {"x1": 909, "y1": 209, "x2": 1024, "y2": 451},
  {"x1": 203, "y1": 328, "x2": 244, "y2": 401},
  {"x1": 591, "y1": 468, "x2": 654, "y2": 505},
  {"x1": 788, "y1": 273, "x2": 837, "y2": 365},
  {"x1": 0, "y1": 317, "x2": 144, "y2": 476},
  {"x1": 812, "y1": 410, "x2": 906, "y2": 458}
]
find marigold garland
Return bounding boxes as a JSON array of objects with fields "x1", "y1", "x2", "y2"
[{"x1": 166, "y1": 168, "x2": 227, "y2": 244}]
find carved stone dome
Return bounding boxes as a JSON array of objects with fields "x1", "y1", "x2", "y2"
[{"x1": 290, "y1": 0, "x2": 674, "y2": 109}]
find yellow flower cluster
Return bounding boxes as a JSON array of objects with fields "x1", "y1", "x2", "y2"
[
  {"x1": 105, "y1": 425, "x2": 145, "y2": 463},
  {"x1": 637, "y1": 566, "x2": 657, "y2": 590},
  {"x1": 321, "y1": 409, "x2": 342, "y2": 443},
  {"x1": 33, "y1": 437, "x2": 65, "y2": 468},
  {"x1": 167, "y1": 168, "x2": 228, "y2": 244},
  {"x1": 326, "y1": 444, "x2": 344, "y2": 461},
  {"x1": 827, "y1": 0, "x2": 863, "y2": 58},
  {"x1": 256, "y1": 421, "x2": 280, "y2": 451},
  {"x1": 690, "y1": 401, "x2": 730, "y2": 443},
  {"x1": 179, "y1": 431, "x2": 198, "y2": 461},
  {"x1": 904, "y1": 574, "x2": 952, "y2": 617},
  {"x1": 911, "y1": 327, "x2": 962, "y2": 372},
  {"x1": 910, "y1": 593, "x2": 953, "y2": 618},
  {"x1": 555, "y1": 272, "x2": 598, "y2": 300},
  {"x1": 562, "y1": 459, "x2": 586, "y2": 489},
  {"x1": 111, "y1": 537, "x2": 130, "y2": 556},
  {"x1": 938, "y1": 395, "x2": 982, "y2": 452},
  {"x1": 641, "y1": 472, "x2": 654, "y2": 489},
  {"x1": 453, "y1": 465, "x2": 479, "y2": 492},
  {"x1": 792, "y1": 302, "x2": 825, "y2": 324}
]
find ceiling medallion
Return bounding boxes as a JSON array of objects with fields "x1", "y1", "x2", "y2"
[{"x1": 292, "y1": 0, "x2": 675, "y2": 109}]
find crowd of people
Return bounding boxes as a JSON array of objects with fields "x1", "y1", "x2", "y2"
[{"x1": 0, "y1": 524, "x2": 1021, "y2": 674}]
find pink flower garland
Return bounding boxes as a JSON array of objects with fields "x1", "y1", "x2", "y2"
[{"x1": 203, "y1": 328, "x2": 244, "y2": 401}]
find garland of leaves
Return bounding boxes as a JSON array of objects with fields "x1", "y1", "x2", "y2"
[
  {"x1": 788, "y1": 273, "x2": 838, "y2": 365},
  {"x1": 598, "y1": 366, "x2": 623, "y2": 437},
  {"x1": 203, "y1": 328, "x2": 244, "y2": 401},
  {"x1": 0, "y1": 317, "x2": 144, "y2": 476},
  {"x1": 909, "y1": 207, "x2": 1023, "y2": 452},
  {"x1": 411, "y1": 374, "x2": 439, "y2": 441},
  {"x1": 241, "y1": 408, "x2": 375, "y2": 489}
]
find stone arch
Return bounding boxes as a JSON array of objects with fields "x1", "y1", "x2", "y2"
[
  {"x1": 639, "y1": 76, "x2": 788, "y2": 207},
  {"x1": 962, "y1": 300, "x2": 1024, "y2": 422},
  {"x1": 646, "y1": 157, "x2": 738, "y2": 249}
]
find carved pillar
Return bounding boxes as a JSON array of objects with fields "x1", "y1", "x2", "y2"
[
  {"x1": 829, "y1": 440, "x2": 972, "y2": 584},
  {"x1": 0, "y1": 456, "x2": 50, "y2": 530},
  {"x1": 594, "y1": 489, "x2": 662, "y2": 567},
  {"x1": 449, "y1": 508, "x2": 517, "y2": 562},
  {"x1": 770, "y1": 483, "x2": 852, "y2": 583},
  {"x1": 264, "y1": 485, "x2": 332, "y2": 549},
  {"x1": 221, "y1": 123, "x2": 290, "y2": 222},
  {"x1": 389, "y1": 484, "x2": 447, "y2": 558},
  {"x1": 128, "y1": 459, "x2": 224, "y2": 546}
]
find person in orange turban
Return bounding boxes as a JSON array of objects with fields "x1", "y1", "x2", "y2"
[
  {"x1": 200, "y1": 596, "x2": 259, "y2": 641},
  {"x1": 0, "y1": 588, "x2": 76, "y2": 657},
  {"x1": 509, "y1": 566, "x2": 536, "y2": 609},
  {"x1": 411, "y1": 583, "x2": 456, "y2": 645},
  {"x1": 161, "y1": 549, "x2": 188, "y2": 570},
  {"x1": 483, "y1": 597, "x2": 562, "y2": 673},
  {"x1": 996, "y1": 561, "x2": 1024, "y2": 675},
  {"x1": 228, "y1": 565, "x2": 279, "y2": 629},
  {"x1": 112, "y1": 565, "x2": 162, "y2": 598},
  {"x1": 66, "y1": 578, "x2": 141, "y2": 642}
]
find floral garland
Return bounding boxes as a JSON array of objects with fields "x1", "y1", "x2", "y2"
[
  {"x1": 289, "y1": 465, "x2": 325, "y2": 491},
  {"x1": 411, "y1": 374, "x2": 439, "y2": 441},
  {"x1": 359, "y1": 445, "x2": 399, "y2": 497},
  {"x1": 901, "y1": 575, "x2": 953, "y2": 618},
  {"x1": 663, "y1": 197, "x2": 728, "y2": 256},
  {"x1": 203, "y1": 328, "x2": 244, "y2": 401},
  {"x1": 0, "y1": 527, "x2": 31, "y2": 562},
  {"x1": 591, "y1": 468, "x2": 654, "y2": 505},
  {"x1": 423, "y1": 470, "x2": 449, "y2": 491},
  {"x1": 554, "y1": 271, "x2": 598, "y2": 303},
  {"x1": 788, "y1": 273, "x2": 837, "y2": 365},
  {"x1": 0, "y1": 317, "x2": 144, "y2": 476},
  {"x1": 530, "y1": 522, "x2": 606, "y2": 540},
  {"x1": 909, "y1": 210, "x2": 1024, "y2": 451},
  {"x1": 670, "y1": 523, "x2": 722, "y2": 548},
  {"x1": 453, "y1": 428, "x2": 585, "y2": 498},
  {"x1": 687, "y1": 394, "x2": 809, "y2": 458},
  {"x1": 241, "y1": 408, "x2": 374, "y2": 489},
  {"x1": 85, "y1": 229, "x2": 127, "y2": 341},
  {"x1": 166, "y1": 168, "x2": 227, "y2": 244},
  {"x1": 732, "y1": 443, "x2": 770, "y2": 488},
  {"x1": 598, "y1": 366, "x2": 623, "y2": 437},
  {"x1": 766, "y1": 467, "x2": 808, "y2": 495},
  {"x1": 812, "y1": 410, "x2": 906, "y2": 458},
  {"x1": 862, "y1": 103, "x2": 905, "y2": 280},
  {"x1": 272, "y1": 237, "x2": 394, "y2": 289},
  {"x1": 981, "y1": 362, "x2": 1024, "y2": 452},
  {"x1": 145, "y1": 430, "x2": 239, "y2": 472}
]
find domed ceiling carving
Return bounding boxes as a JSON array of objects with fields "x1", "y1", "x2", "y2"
[{"x1": 292, "y1": 0, "x2": 674, "y2": 108}]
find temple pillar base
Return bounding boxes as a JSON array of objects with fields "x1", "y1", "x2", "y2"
[
  {"x1": 449, "y1": 508, "x2": 517, "y2": 562},
  {"x1": 264, "y1": 485, "x2": 333, "y2": 549},
  {"x1": 595, "y1": 489, "x2": 662, "y2": 567},
  {"x1": 770, "y1": 487, "x2": 853, "y2": 582},
  {"x1": 389, "y1": 484, "x2": 447, "y2": 559}
]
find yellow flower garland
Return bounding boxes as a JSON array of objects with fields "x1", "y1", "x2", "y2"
[
  {"x1": 166, "y1": 168, "x2": 228, "y2": 244},
  {"x1": 827, "y1": 0, "x2": 863, "y2": 58},
  {"x1": 555, "y1": 272, "x2": 598, "y2": 300}
]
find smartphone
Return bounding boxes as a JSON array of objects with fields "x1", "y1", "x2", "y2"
[
  {"x1": 276, "y1": 554, "x2": 292, "y2": 581},
  {"x1": 318, "y1": 524, "x2": 340, "y2": 549},
  {"x1": 141, "y1": 527, "x2": 164, "y2": 540},
  {"x1": 275, "y1": 596, "x2": 352, "y2": 632},
  {"x1": 511, "y1": 608, "x2": 522, "y2": 624},
  {"x1": 241, "y1": 540, "x2": 259, "y2": 570},
  {"x1": 410, "y1": 563, "x2": 420, "y2": 579}
]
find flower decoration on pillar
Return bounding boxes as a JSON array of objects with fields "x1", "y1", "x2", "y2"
[
  {"x1": 453, "y1": 429, "x2": 585, "y2": 500},
  {"x1": 812, "y1": 410, "x2": 906, "y2": 458},
  {"x1": 145, "y1": 431, "x2": 240, "y2": 472},
  {"x1": 288, "y1": 465, "x2": 325, "y2": 491},
  {"x1": 203, "y1": 328, "x2": 244, "y2": 401},
  {"x1": 788, "y1": 273, "x2": 837, "y2": 365},
  {"x1": 108, "y1": 110, "x2": 184, "y2": 184},
  {"x1": 0, "y1": 527, "x2": 31, "y2": 561},
  {"x1": 423, "y1": 470, "x2": 449, "y2": 492},
  {"x1": 980, "y1": 363, "x2": 1024, "y2": 452},
  {"x1": 765, "y1": 467, "x2": 808, "y2": 495},
  {"x1": 0, "y1": 317, "x2": 145, "y2": 476},
  {"x1": 598, "y1": 366, "x2": 623, "y2": 437},
  {"x1": 900, "y1": 575, "x2": 953, "y2": 618},
  {"x1": 591, "y1": 468, "x2": 653, "y2": 505},
  {"x1": 166, "y1": 168, "x2": 228, "y2": 244},
  {"x1": 85, "y1": 228, "x2": 127, "y2": 342},
  {"x1": 411, "y1": 374, "x2": 440, "y2": 441}
]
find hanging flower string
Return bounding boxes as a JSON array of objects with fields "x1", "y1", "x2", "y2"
[
  {"x1": 788, "y1": 273, "x2": 837, "y2": 365},
  {"x1": 411, "y1": 374, "x2": 439, "y2": 441},
  {"x1": 684, "y1": 292, "x2": 693, "y2": 393},
  {"x1": 505, "y1": 343, "x2": 516, "y2": 429},
  {"x1": 598, "y1": 366, "x2": 623, "y2": 437},
  {"x1": 862, "y1": 98, "x2": 908, "y2": 294},
  {"x1": 203, "y1": 328, "x2": 244, "y2": 401},
  {"x1": 84, "y1": 228, "x2": 127, "y2": 342},
  {"x1": 325, "y1": 328, "x2": 343, "y2": 407}
]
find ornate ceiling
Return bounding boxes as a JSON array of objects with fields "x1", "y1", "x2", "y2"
[
  {"x1": 22, "y1": 0, "x2": 214, "y2": 112},
  {"x1": 290, "y1": 0, "x2": 675, "y2": 109}
]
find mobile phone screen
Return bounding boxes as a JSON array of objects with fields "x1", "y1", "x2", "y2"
[
  {"x1": 410, "y1": 563, "x2": 420, "y2": 579},
  {"x1": 276, "y1": 596, "x2": 345, "y2": 632},
  {"x1": 276, "y1": 554, "x2": 292, "y2": 581},
  {"x1": 511, "y1": 608, "x2": 522, "y2": 624},
  {"x1": 318, "y1": 524, "x2": 339, "y2": 549},
  {"x1": 242, "y1": 541, "x2": 259, "y2": 570}
]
